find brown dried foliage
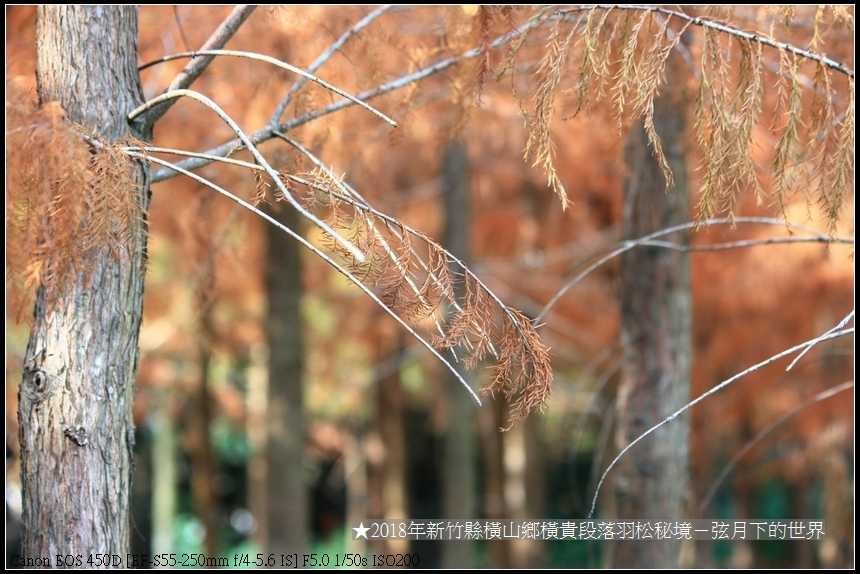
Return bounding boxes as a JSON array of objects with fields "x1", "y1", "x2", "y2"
[
  {"x1": 490, "y1": 6, "x2": 853, "y2": 234},
  {"x1": 6, "y1": 82, "x2": 145, "y2": 320},
  {"x1": 286, "y1": 169, "x2": 553, "y2": 427},
  {"x1": 474, "y1": 6, "x2": 516, "y2": 107}
]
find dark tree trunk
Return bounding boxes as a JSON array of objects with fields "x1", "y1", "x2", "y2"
[
  {"x1": 189, "y1": 234, "x2": 219, "y2": 556},
  {"x1": 263, "y1": 204, "x2": 310, "y2": 554},
  {"x1": 610, "y1": 59, "x2": 692, "y2": 567},
  {"x1": 440, "y1": 139, "x2": 478, "y2": 568},
  {"x1": 190, "y1": 328, "x2": 218, "y2": 556},
  {"x1": 521, "y1": 414, "x2": 548, "y2": 567},
  {"x1": 375, "y1": 336, "x2": 409, "y2": 554},
  {"x1": 482, "y1": 397, "x2": 512, "y2": 568},
  {"x1": 18, "y1": 6, "x2": 150, "y2": 558}
]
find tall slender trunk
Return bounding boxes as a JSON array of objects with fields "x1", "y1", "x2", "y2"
[
  {"x1": 482, "y1": 398, "x2": 512, "y2": 568},
  {"x1": 18, "y1": 6, "x2": 150, "y2": 557},
  {"x1": 376, "y1": 336, "x2": 409, "y2": 554},
  {"x1": 150, "y1": 395, "x2": 178, "y2": 558},
  {"x1": 610, "y1": 57, "x2": 691, "y2": 567},
  {"x1": 263, "y1": 205, "x2": 310, "y2": 554},
  {"x1": 440, "y1": 139, "x2": 478, "y2": 568}
]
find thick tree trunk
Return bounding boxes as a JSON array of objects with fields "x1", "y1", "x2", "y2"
[
  {"x1": 263, "y1": 205, "x2": 310, "y2": 554},
  {"x1": 18, "y1": 6, "x2": 149, "y2": 558},
  {"x1": 610, "y1": 62, "x2": 691, "y2": 566}
]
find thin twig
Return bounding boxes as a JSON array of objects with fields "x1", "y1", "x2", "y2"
[
  {"x1": 575, "y1": 347, "x2": 623, "y2": 513},
  {"x1": 173, "y1": 6, "x2": 191, "y2": 51},
  {"x1": 786, "y1": 309, "x2": 855, "y2": 371},
  {"x1": 140, "y1": 6, "x2": 257, "y2": 128},
  {"x1": 271, "y1": 5, "x2": 393, "y2": 125},
  {"x1": 642, "y1": 236, "x2": 854, "y2": 251},
  {"x1": 537, "y1": 216, "x2": 843, "y2": 323},
  {"x1": 699, "y1": 380, "x2": 854, "y2": 512},
  {"x1": 131, "y1": 151, "x2": 483, "y2": 407},
  {"x1": 129, "y1": 89, "x2": 366, "y2": 263},
  {"x1": 151, "y1": 15, "x2": 543, "y2": 182},
  {"x1": 587, "y1": 328, "x2": 854, "y2": 518},
  {"x1": 139, "y1": 49, "x2": 396, "y2": 128},
  {"x1": 125, "y1": 145, "x2": 263, "y2": 171}
]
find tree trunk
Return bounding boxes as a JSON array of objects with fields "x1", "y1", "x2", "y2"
[
  {"x1": 190, "y1": 239, "x2": 219, "y2": 556},
  {"x1": 150, "y1": 395, "x2": 178, "y2": 559},
  {"x1": 482, "y1": 397, "x2": 512, "y2": 568},
  {"x1": 521, "y1": 415, "x2": 548, "y2": 567},
  {"x1": 18, "y1": 6, "x2": 149, "y2": 558},
  {"x1": 440, "y1": 139, "x2": 478, "y2": 568},
  {"x1": 263, "y1": 205, "x2": 310, "y2": 554},
  {"x1": 375, "y1": 336, "x2": 409, "y2": 554},
  {"x1": 610, "y1": 59, "x2": 691, "y2": 567}
]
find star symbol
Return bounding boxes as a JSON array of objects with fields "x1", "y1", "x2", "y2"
[{"x1": 353, "y1": 522, "x2": 369, "y2": 539}]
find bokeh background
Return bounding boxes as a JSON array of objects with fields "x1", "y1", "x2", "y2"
[{"x1": 6, "y1": 5, "x2": 853, "y2": 568}]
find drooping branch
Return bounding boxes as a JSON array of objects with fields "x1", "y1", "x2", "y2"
[
  {"x1": 556, "y1": 5, "x2": 855, "y2": 78},
  {"x1": 587, "y1": 327, "x2": 855, "y2": 518},
  {"x1": 264, "y1": 143, "x2": 552, "y2": 426},
  {"x1": 274, "y1": 132, "x2": 462, "y2": 364},
  {"x1": 128, "y1": 131, "x2": 553, "y2": 425},
  {"x1": 118, "y1": 125, "x2": 551, "y2": 425},
  {"x1": 537, "y1": 217, "x2": 850, "y2": 322},
  {"x1": 699, "y1": 379, "x2": 854, "y2": 512},
  {"x1": 138, "y1": 49, "x2": 396, "y2": 127},
  {"x1": 131, "y1": 150, "x2": 483, "y2": 407},
  {"x1": 129, "y1": 88, "x2": 366, "y2": 263}
]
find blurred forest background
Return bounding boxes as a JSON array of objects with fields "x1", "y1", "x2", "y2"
[{"x1": 6, "y1": 5, "x2": 853, "y2": 568}]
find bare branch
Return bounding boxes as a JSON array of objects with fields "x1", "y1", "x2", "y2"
[
  {"x1": 786, "y1": 309, "x2": 855, "y2": 371},
  {"x1": 139, "y1": 5, "x2": 257, "y2": 128},
  {"x1": 129, "y1": 89, "x2": 366, "y2": 263},
  {"x1": 537, "y1": 217, "x2": 843, "y2": 323},
  {"x1": 172, "y1": 6, "x2": 191, "y2": 51},
  {"x1": 271, "y1": 5, "x2": 393, "y2": 125},
  {"x1": 642, "y1": 236, "x2": 854, "y2": 252},
  {"x1": 151, "y1": 15, "x2": 542, "y2": 183},
  {"x1": 587, "y1": 328, "x2": 855, "y2": 518},
  {"x1": 699, "y1": 379, "x2": 854, "y2": 512},
  {"x1": 138, "y1": 49, "x2": 396, "y2": 128}
]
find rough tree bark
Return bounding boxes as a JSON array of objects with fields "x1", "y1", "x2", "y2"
[
  {"x1": 18, "y1": 6, "x2": 150, "y2": 558},
  {"x1": 609, "y1": 57, "x2": 692, "y2": 567}
]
